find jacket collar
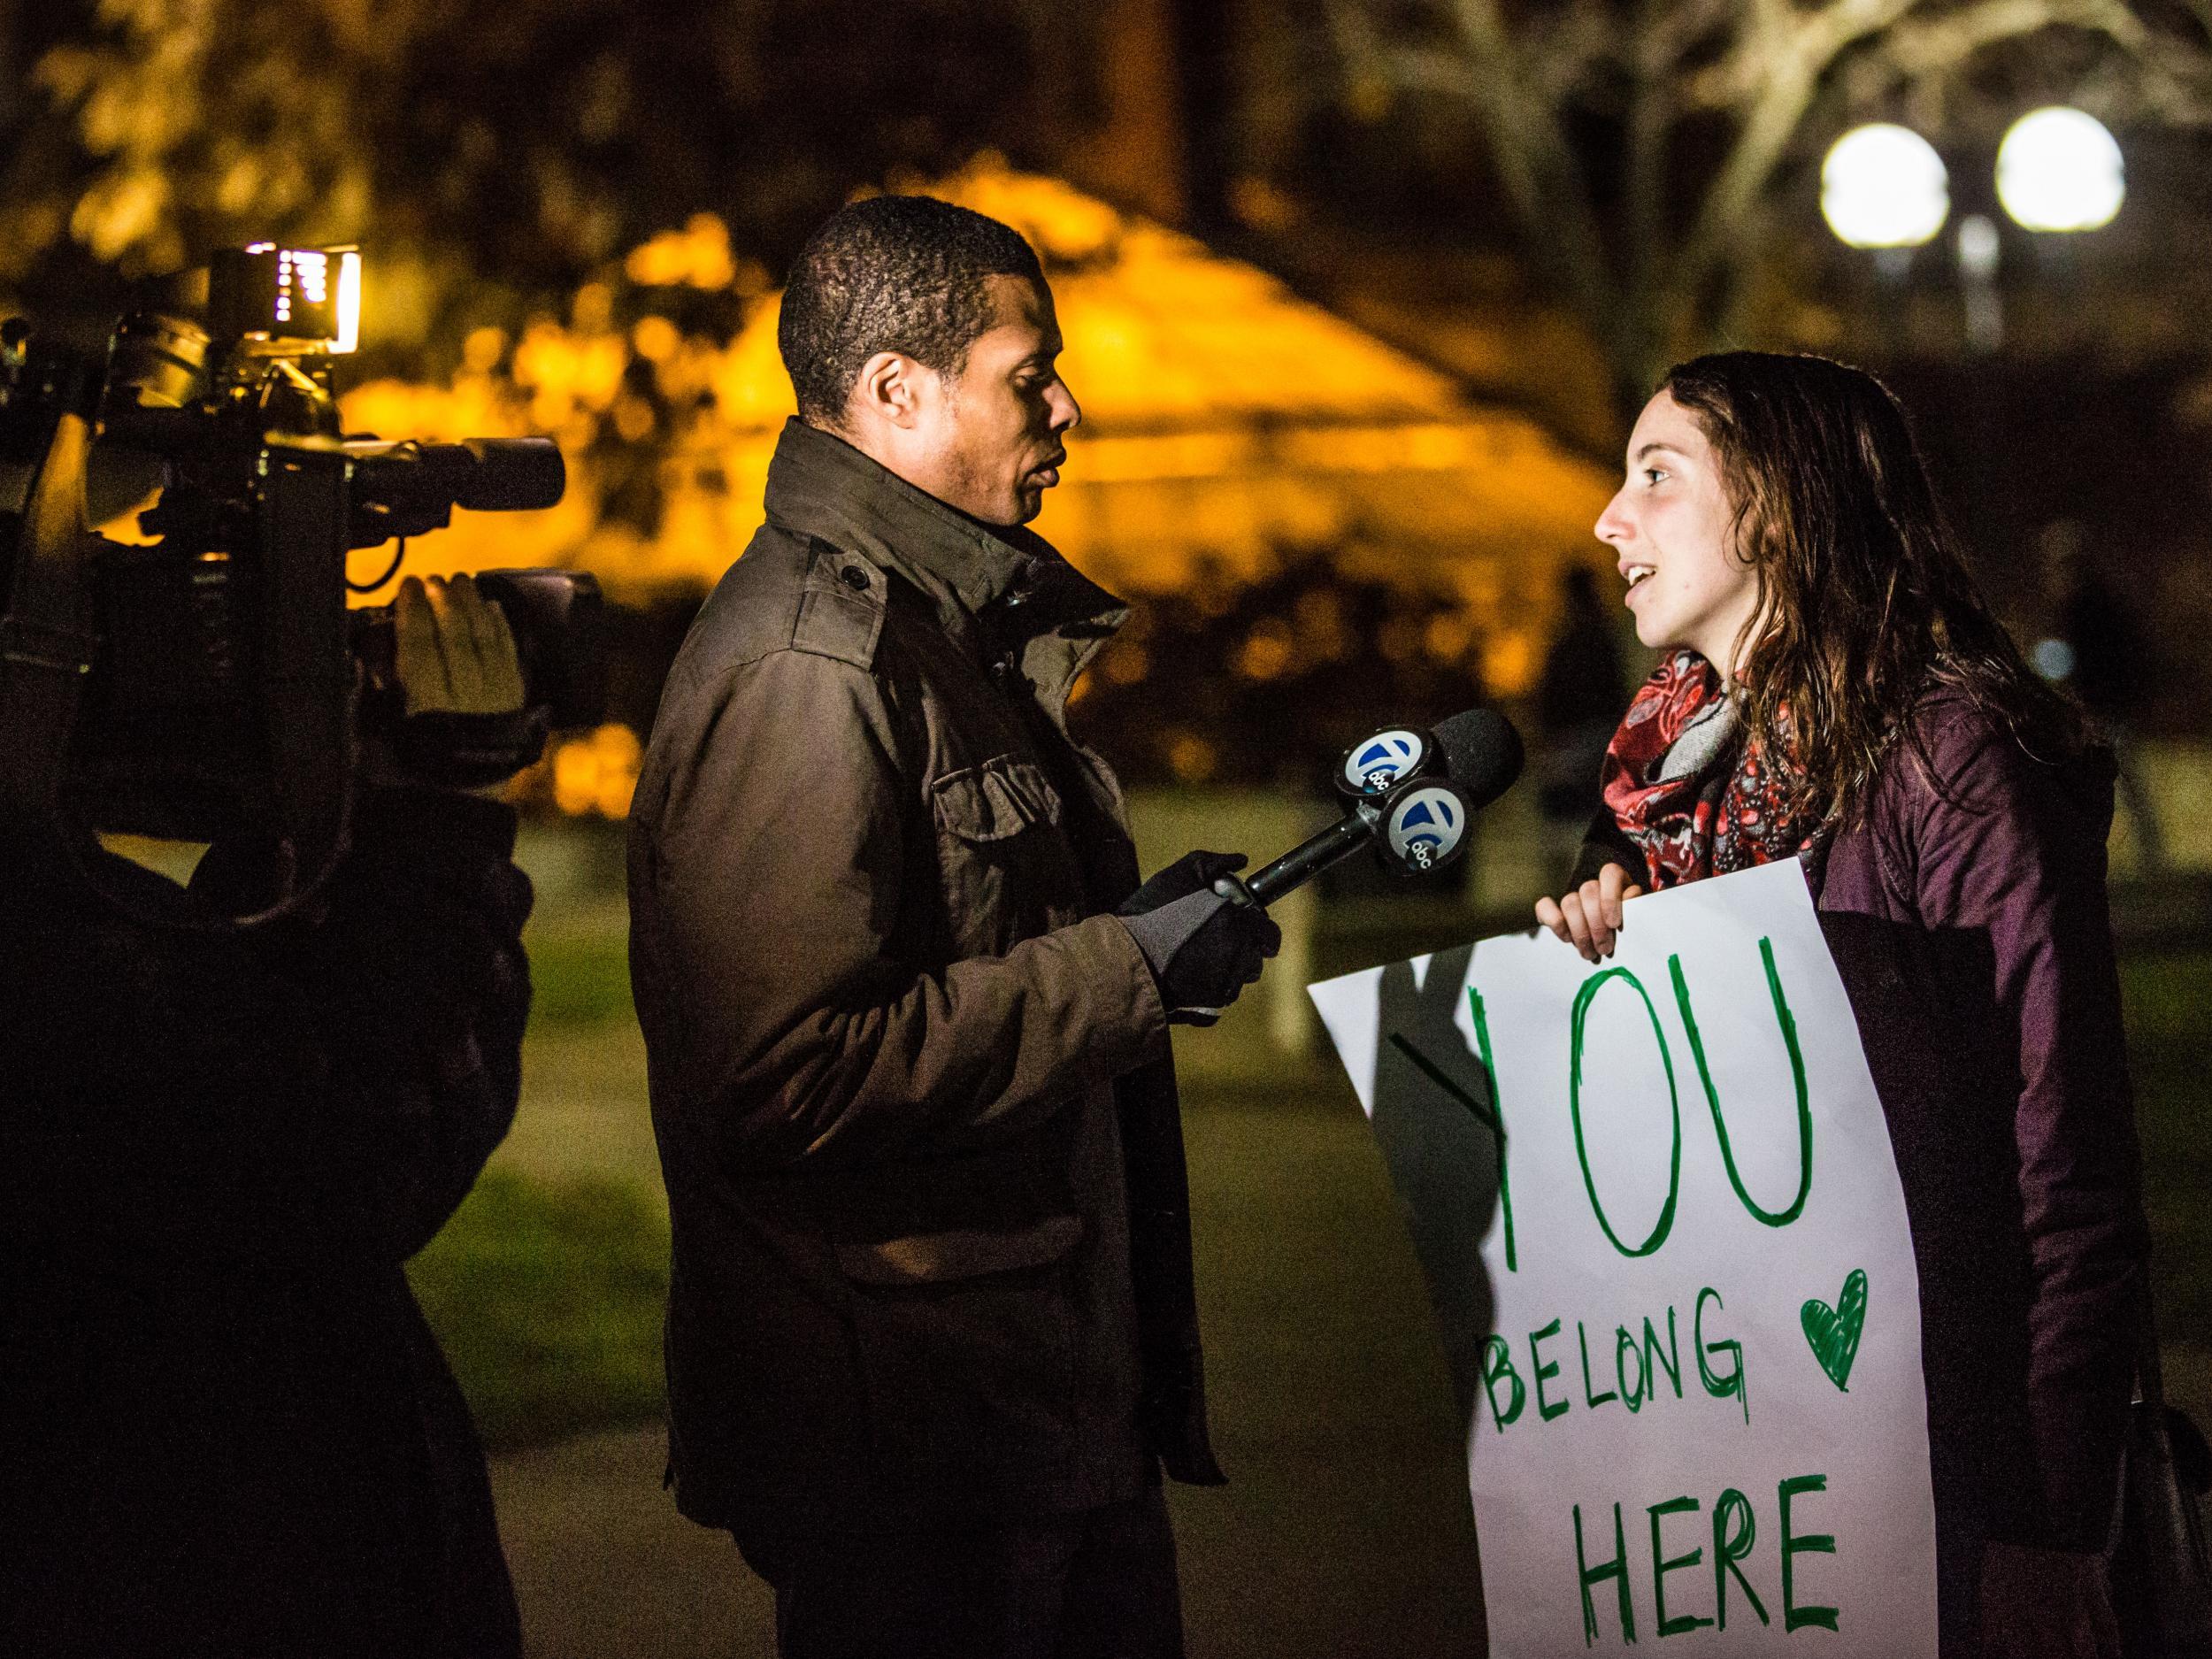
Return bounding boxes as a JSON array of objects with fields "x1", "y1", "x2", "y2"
[
  {"x1": 760, "y1": 418, "x2": 1126, "y2": 696},
  {"x1": 762, "y1": 418, "x2": 1050, "y2": 618}
]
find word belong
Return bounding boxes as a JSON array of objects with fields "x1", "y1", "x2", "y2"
[{"x1": 1481, "y1": 1288, "x2": 1748, "y2": 1435}]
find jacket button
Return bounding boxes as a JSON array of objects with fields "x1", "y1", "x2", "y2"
[{"x1": 840, "y1": 565, "x2": 869, "y2": 591}]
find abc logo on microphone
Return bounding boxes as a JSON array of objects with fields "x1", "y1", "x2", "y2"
[
  {"x1": 1340, "y1": 729, "x2": 1431, "y2": 796},
  {"x1": 1224, "y1": 708, "x2": 1516, "y2": 907},
  {"x1": 1384, "y1": 784, "x2": 1470, "y2": 873}
]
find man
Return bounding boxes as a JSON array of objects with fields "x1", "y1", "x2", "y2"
[
  {"x1": 2041, "y1": 519, "x2": 2165, "y2": 870},
  {"x1": 0, "y1": 576, "x2": 533, "y2": 1657},
  {"x1": 628, "y1": 195, "x2": 1279, "y2": 1657}
]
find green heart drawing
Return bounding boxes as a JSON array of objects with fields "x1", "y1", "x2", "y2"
[{"x1": 1801, "y1": 1269, "x2": 1868, "y2": 1393}]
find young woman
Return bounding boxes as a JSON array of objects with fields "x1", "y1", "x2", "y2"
[{"x1": 1538, "y1": 352, "x2": 2146, "y2": 1659}]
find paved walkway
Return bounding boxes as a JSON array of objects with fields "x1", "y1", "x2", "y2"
[
  {"x1": 493, "y1": 1425, "x2": 773, "y2": 1659},
  {"x1": 488, "y1": 1079, "x2": 1487, "y2": 1659}
]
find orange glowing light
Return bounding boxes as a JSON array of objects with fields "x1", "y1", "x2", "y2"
[{"x1": 336, "y1": 157, "x2": 1613, "y2": 701}]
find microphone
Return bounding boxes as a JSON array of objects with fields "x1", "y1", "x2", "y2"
[{"x1": 1218, "y1": 709, "x2": 1525, "y2": 909}]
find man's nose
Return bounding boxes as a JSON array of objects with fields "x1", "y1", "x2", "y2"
[{"x1": 1047, "y1": 378, "x2": 1080, "y2": 434}]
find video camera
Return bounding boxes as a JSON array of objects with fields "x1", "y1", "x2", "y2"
[{"x1": 0, "y1": 243, "x2": 602, "y2": 922}]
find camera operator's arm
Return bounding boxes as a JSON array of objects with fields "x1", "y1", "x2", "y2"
[
  {"x1": 0, "y1": 804, "x2": 529, "y2": 1271},
  {"x1": 0, "y1": 578, "x2": 532, "y2": 1271},
  {"x1": 256, "y1": 573, "x2": 534, "y2": 1258},
  {"x1": 267, "y1": 784, "x2": 533, "y2": 1260}
]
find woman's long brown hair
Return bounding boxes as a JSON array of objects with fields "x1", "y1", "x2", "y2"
[{"x1": 1661, "y1": 350, "x2": 2084, "y2": 826}]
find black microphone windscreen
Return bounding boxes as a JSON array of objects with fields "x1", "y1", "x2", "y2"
[{"x1": 1433, "y1": 708, "x2": 1524, "y2": 808}]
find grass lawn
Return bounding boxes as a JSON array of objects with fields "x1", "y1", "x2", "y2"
[
  {"x1": 408, "y1": 921, "x2": 664, "y2": 1452},
  {"x1": 408, "y1": 1168, "x2": 668, "y2": 1452},
  {"x1": 2121, "y1": 950, "x2": 2212, "y2": 1362},
  {"x1": 522, "y1": 925, "x2": 634, "y2": 1028}
]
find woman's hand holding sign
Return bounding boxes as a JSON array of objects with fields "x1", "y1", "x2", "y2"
[{"x1": 1534, "y1": 861, "x2": 1646, "y2": 962}]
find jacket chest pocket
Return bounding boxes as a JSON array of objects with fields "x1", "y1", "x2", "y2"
[{"x1": 929, "y1": 756, "x2": 1087, "y2": 953}]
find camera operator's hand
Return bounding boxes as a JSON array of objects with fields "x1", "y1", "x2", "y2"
[
  {"x1": 396, "y1": 574, "x2": 525, "y2": 717},
  {"x1": 369, "y1": 574, "x2": 541, "y2": 797},
  {"x1": 1116, "y1": 886, "x2": 1281, "y2": 1027}
]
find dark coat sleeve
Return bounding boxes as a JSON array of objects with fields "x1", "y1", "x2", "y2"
[
  {"x1": 269, "y1": 787, "x2": 535, "y2": 1259},
  {"x1": 1904, "y1": 724, "x2": 2146, "y2": 1548},
  {"x1": 0, "y1": 787, "x2": 533, "y2": 1276},
  {"x1": 629, "y1": 648, "x2": 1168, "y2": 1174},
  {"x1": 1571, "y1": 810, "x2": 1647, "y2": 890}
]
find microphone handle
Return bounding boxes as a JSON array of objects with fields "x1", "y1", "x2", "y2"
[{"x1": 1238, "y1": 805, "x2": 1381, "y2": 907}]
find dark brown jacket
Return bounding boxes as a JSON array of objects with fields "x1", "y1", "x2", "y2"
[{"x1": 628, "y1": 419, "x2": 1221, "y2": 1542}]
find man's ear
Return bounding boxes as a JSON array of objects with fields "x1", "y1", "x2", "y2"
[{"x1": 851, "y1": 349, "x2": 926, "y2": 431}]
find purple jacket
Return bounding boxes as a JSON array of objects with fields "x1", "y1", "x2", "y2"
[{"x1": 1587, "y1": 694, "x2": 2147, "y2": 1555}]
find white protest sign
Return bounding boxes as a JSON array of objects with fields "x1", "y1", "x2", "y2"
[{"x1": 1309, "y1": 858, "x2": 1936, "y2": 1655}]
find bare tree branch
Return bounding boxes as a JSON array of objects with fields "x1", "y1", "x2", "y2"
[
  {"x1": 1439, "y1": 0, "x2": 1630, "y2": 359},
  {"x1": 1326, "y1": 0, "x2": 2212, "y2": 425},
  {"x1": 1883, "y1": 0, "x2": 2124, "y2": 74},
  {"x1": 1665, "y1": 0, "x2": 1925, "y2": 333},
  {"x1": 1322, "y1": 0, "x2": 1630, "y2": 373},
  {"x1": 1874, "y1": 0, "x2": 2212, "y2": 122},
  {"x1": 1646, "y1": 0, "x2": 1741, "y2": 69},
  {"x1": 1522, "y1": 0, "x2": 1629, "y2": 105}
]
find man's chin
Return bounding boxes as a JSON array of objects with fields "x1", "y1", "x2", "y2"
[{"x1": 957, "y1": 480, "x2": 1048, "y2": 529}]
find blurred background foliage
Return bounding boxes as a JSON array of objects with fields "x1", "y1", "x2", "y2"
[
  {"x1": 3, "y1": 0, "x2": 2210, "y2": 785},
  {"x1": 1074, "y1": 543, "x2": 1489, "y2": 787},
  {"x1": 4, "y1": 0, "x2": 1083, "y2": 326}
]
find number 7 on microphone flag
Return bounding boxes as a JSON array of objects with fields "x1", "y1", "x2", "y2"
[{"x1": 1308, "y1": 859, "x2": 1937, "y2": 1655}]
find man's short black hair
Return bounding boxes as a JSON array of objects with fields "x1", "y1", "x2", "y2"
[{"x1": 778, "y1": 195, "x2": 1046, "y2": 427}]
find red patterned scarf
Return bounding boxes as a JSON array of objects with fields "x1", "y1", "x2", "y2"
[{"x1": 1599, "y1": 650, "x2": 1814, "y2": 889}]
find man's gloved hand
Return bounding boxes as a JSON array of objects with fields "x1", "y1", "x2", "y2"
[
  {"x1": 1116, "y1": 885, "x2": 1281, "y2": 1027},
  {"x1": 1120, "y1": 849, "x2": 1248, "y2": 917}
]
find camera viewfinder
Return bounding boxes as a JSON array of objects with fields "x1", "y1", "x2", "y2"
[{"x1": 209, "y1": 245, "x2": 361, "y2": 355}]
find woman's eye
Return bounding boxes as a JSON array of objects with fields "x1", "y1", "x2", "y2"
[{"x1": 1643, "y1": 467, "x2": 1668, "y2": 485}]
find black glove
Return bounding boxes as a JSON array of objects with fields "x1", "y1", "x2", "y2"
[
  {"x1": 1119, "y1": 849, "x2": 1248, "y2": 918},
  {"x1": 389, "y1": 705, "x2": 553, "y2": 791},
  {"x1": 1116, "y1": 887, "x2": 1282, "y2": 1026}
]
